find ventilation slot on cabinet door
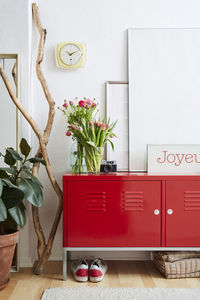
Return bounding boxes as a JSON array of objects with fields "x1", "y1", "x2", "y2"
[
  {"x1": 85, "y1": 192, "x2": 106, "y2": 212},
  {"x1": 122, "y1": 191, "x2": 144, "y2": 212},
  {"x1": 184, "y1": 191, "x2": 200, "y2": 211}
]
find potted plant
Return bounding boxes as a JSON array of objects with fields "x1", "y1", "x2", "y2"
[{"x1": 0, "y1": 138, "x2": 45, "y2": 290}]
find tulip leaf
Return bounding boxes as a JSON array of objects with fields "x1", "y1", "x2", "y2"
[{"x1": 108, "y1": 139, "x2": 114, "y2": 151}]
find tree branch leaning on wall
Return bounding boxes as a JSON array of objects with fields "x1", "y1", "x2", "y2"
[{"x1": 0, "y1": 3, "x2": 63, "y2": 275}]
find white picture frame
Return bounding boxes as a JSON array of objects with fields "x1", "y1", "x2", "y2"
[
  {"x1": 148, "y1": 144, "x2": 200, "y2": 174},
  {"x1": 128, "y1": 28, "x2": 200, "y2": 171},
  {"x1": 106, "y1": 81, "x2": 129, "y2": 171}
]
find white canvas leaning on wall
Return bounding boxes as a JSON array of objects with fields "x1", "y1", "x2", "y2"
[
  {"x1": 128, "y1": 28, "x2": 200, "y2": 171},
  {"x1": 106, "y1": 81, "x2": 129, "y2": 171}
]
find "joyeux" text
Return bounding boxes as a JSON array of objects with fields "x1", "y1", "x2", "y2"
[{"x1": 157, "y1": 151, "x2": 200, "y2": 166}]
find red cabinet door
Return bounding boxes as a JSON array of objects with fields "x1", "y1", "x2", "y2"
[
  {"x1": 166, "y1": 181, "x2": 200, "y2": 247},
  {"x1": 67, "y1": 180, "x2": 161, "y2": 247}
]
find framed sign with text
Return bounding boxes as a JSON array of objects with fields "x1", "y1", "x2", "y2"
[{"x1": 148, "y1": 144, "x2": 200, "y2": 174}]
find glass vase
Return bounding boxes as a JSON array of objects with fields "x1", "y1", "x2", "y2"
[
  {"x1": 84, "y1": 146, "x2": 103, "y2": 174},
  {"x1": 70, "y1": 141, "x2": 87, "y2": 173}
]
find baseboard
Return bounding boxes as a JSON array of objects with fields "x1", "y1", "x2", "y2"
[{"x1": 20, "y1": 252, "x2": 151, "y2": 267}]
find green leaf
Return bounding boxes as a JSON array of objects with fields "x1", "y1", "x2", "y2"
[
  {"x1": 2, "y1": 187, "x2": 24, "y2": 209},
  {"x1": 6, "y1": 148, "x2": 23, "y2": 162},
  {"x1": 0, "y1": 169, "x2": 10, "y2": 179},
  {"x1": 18, "y1": 178, "x2": 43, "y2": 207},
  {"x1": 0, "y1": 179, "x2": 3, "y2": 196},
  {"x1": 8, "y1": 203, "x2": 26, "y2": 228},
  {"x1": 28, "y1": 157, "x2": 46, "y2": 165},
  {"x1": 20, "y1": 138, "x2": 31, "y2": 157},
  {"x1": 108, "y1": 139, "x2": 115, "y2": 151},
  {"x1": 21, "y1": 165, "x2": 31, "y2": 171},
  {"x1": 23, "y1": 170, "x2": 43, "y2": 187},
  {"x1": 86, "y1": 141, "x2": 98, "y2": 149},
  {"x1": 0, "y1": 197, "x2": 7, "y2": 221},
  {"x1": 4, "y1": 149, "x2": 16, "y2": 166},
  {"x1": 0, "y1": 167, "x2": 17, "y2": 175},
  {"x1": 2, "y1": 179, "x2": 19, "y2": 188}
]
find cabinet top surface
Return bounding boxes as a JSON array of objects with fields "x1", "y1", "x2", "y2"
[{"x1": 63, "y1": 172, "x2": 200, "y2": 181}]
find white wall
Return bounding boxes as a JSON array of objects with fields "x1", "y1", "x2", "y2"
[{"x1": 2, "y1": 0, "x2": 200, "y2": 266}]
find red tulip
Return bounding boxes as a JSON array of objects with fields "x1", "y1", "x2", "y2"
[
  {"x1": 66, "y1": 131, "x2": 71, "y2": 136},
  {"x1": 79, "y1": 100, "x2": 85, "y2": 107},
  {"x1": 101, "y1": 123, "x2": 106, "y2": 130}
]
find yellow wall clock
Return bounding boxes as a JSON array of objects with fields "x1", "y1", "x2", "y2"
[{"x1": 56, "y1": 42, "x2": 86, "y2": 69}]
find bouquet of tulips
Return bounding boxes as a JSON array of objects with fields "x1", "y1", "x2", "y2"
[{"x1": 58, "y1": 97, "x2": 117, "y2": 173}]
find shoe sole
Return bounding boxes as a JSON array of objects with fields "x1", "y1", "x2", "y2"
[
  {"x1": 89, "y1": 275, "x2": 104, "y2": 282},
  {"x1": 74, "y1": 275, "x2": 88, "y2": 282}
]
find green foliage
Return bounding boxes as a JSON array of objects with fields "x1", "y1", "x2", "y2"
[{"x1": 0, "y1": 138, "x2": 45, "y2": 232}]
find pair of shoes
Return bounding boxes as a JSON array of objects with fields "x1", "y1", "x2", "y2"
[{"x1": 71, "y1": 258, "x2": 107, "y2": 282}]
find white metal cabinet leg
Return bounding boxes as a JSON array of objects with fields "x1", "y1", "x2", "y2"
[{"x1": 63, "y1": 248, "x2": 67, "y2": 281}]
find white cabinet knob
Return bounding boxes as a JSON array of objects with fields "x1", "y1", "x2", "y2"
[
  {"x1": 154, "y1": 209, "x2": 160, "y2": 215},
  {"x1": 167, "y1": 209, "x2": 173, "y2": 215}
]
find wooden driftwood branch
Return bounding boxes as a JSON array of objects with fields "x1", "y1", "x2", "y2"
[
  {"x1": 31, "y1": 2, "x2": 63, "y2": 274},
  {"x1": 0, "y1": 2, "x2": 63, "y2": 275}
]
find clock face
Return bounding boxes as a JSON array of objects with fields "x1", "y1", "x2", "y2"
[{"x1": 59, "y1": 44, "x2": 82, "y2": 66}]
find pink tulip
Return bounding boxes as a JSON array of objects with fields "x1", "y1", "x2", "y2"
[
  {"x1": 65, "y1": 131, "x2": 71, "y2": 136},
  {"x1": 101, "y1": 123, "x2": 106, "y2": 130},
  {"x1": 63, "y1": 102, "x2": 67, "y2": 107},
  {"x1": 96, "y1": 121, "x2": 101, "y2": 127},
  {"x1": 87, "y1": 104, "x2": 91, "y2": 109},
  {"x1": 92, "y1": 102, "x2": 96, "y2": 107},
  {"x1": 79, "y1": 100, "x2": 85, "y2": 107},
  {"x1": 86, "y1": 99, "x2": 91, "y2": 104},
  {"x1": 70, "y1": 124, "x2": 74, "y2": 130},
  {"x1": 69, "y1": 100, "x2": 73, "y2": 105},
  {"x1": 89, "y1": 121, "x2": 93, "y2": 128}
]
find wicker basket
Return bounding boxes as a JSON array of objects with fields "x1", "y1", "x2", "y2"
[{"x1": 153, "y1": 251, "x2": 200, "y2": 279}]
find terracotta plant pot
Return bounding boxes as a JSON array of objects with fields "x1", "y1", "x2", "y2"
[{"x1": 0, "y1": 231, "x2": 19, "y2": 290}]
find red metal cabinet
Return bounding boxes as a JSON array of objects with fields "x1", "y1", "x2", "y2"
[
  {"x1": 64, "y1": 178, "x2": 161, "y2": 247},
  {"x1": 63, "y1": 173, "x2": 200, "y2": 249},
  {"x1": 166, "y1": 181, "x2": 200, "y2": 247}
]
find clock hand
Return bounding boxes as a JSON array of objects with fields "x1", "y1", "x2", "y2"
[{"x1": 69, "y1": 50, "x2": 79, "y2": 56}]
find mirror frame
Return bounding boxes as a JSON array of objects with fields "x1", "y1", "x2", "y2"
[
  {"x1": 0, "y1": 54, "x2": 19, "y2": 153},
  {"x1": 0, "y1": 53, "x2": 19, "y2": 271}
]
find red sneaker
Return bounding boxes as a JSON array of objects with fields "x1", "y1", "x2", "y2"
[
  {"x1": 89, "y1": 258, "x2": 108, "y2": 282},
  {"x1": 71, "y1": 259, "x2": 88, "y2": 282}
]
